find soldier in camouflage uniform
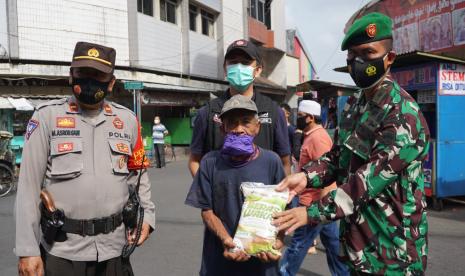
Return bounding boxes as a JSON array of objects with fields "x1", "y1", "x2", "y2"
[{"x1": 272, "y1": 13, "x2": 430, "y2": 275}]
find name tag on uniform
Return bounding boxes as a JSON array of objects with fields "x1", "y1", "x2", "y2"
[{"x1": 52, "y1": 129, "x2": 81, "y2": 137}]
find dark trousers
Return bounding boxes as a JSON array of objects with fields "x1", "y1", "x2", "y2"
[
  {"x1": 152, "y1": 143, "x2": 165, "y2": 168},
  {"x1": 41, "y1": 247, "x2": 134, "y2": 276}
]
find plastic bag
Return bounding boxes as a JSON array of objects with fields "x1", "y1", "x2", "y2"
[{"x1": 232, "y1": 182, "x2": 289, "y2": 256}]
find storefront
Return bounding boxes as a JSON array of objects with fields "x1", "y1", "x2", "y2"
[
  {"x1": 0, "y1": 95, "x2": 67, "y2": 164},
  {"x1": 388, "y1": 52, "x2": 465, "y2": 209},
  {"x1": 137, "y1": 83, "x2": 213, "y2": 148},
  {"x1": 296, "y1": 80, "x2": 358, "y2": 137}
]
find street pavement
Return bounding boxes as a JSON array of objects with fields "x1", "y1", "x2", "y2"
[{"x1": 1, "y1": 160, "x2": 465, "y2": 275}]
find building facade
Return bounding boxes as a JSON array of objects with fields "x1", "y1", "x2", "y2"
[
  {"x1": 0, "y1": 0, "x2": 294, "y2": 147},
  {"x1": 285, "y1": 29, "x2": 317, "y2": 109}
]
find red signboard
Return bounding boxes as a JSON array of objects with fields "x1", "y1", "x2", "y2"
[{"x1": 353, "y1": 0, "x2": 465, "y2": 55}]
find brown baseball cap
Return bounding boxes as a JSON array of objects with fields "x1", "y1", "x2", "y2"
[{"x1": 71, "y1": 42, "x2": 116, "y2": 74}]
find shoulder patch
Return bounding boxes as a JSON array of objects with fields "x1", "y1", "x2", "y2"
[
  {"x1": 26, "y1": 119, "x2": 39, "y2": 140},
  {"x1": 36, "y1": 98, "x2": 67, "y2": 110}
]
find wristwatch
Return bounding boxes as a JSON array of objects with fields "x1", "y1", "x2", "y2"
[{"x1": 301, "y1": 167, "x2": 312, "y2": 188}]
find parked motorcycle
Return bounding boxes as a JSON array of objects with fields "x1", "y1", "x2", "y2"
[{"x1": 0, "y1": 131, "x2": 17, "y2": 197}]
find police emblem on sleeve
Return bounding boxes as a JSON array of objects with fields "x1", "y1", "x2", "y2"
[{"x1": 26, "y1": 119, "x2": 39, "y2": 140}]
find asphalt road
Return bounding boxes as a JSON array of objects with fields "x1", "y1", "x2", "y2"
[{"x1": 1, "y1": 160, "x2": 465, "y2": 275}]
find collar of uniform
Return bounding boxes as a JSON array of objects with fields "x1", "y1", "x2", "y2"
[
  {"x1": 81, "y1": 108, "x2": 107, "y2": 127},
  {"x1": 66, "y1": 97, "x2": 82, "y2": 114},
  {"x1": 305, "y1": 125, "x2": 324, "y2": 136}
]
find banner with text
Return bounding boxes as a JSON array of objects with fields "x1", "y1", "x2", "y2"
[{"x1": 439, "y1": 62, "x2": 465, "y2": 95}]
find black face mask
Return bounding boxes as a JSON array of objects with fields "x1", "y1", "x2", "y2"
[
  {"x1": 347, "y1": 54, "x2": 387, "y2": 89},
  {"x1": 296, "y1": 116, "x2": 308, "y2": 130},
  {"x1": 72, "y1": 78, "x2": 109, "y2": 105}
]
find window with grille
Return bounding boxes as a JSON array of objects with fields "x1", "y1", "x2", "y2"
[
  {"x1": 160, "y1": 0, "x2": 177, "y2": 24},
  {"x1": 201, "y1": 10, "x2": 214, "y2": 38},
  {"x1": 138, "y1": 0, "x2": 153, "y2": 16},
  {"x1": 189, "y1": 4, "x2": 198, "y2": 31},
  {"x1": 250, "y1": 0, "x2": 271, "y2": 27}
]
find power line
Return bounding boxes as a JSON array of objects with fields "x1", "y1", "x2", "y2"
[{"x1": 316, "y1": 0, "x2": 368, "y2": 73}]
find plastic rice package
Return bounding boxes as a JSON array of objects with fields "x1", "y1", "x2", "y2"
[{"x1": 232, "y1": 182, "x2": 289, "y2": 256}]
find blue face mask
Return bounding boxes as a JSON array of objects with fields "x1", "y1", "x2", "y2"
[{"x1": 226, "y1": 63, "x2": 255, "y2": 93}]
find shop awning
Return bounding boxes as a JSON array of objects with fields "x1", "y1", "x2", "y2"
[
  {"x1": 0, "y1": 97, "x2": 14, "y2": 109},
  {"x1": 0, "y1": 95, "x2": 67, "y2": 110},
  {"x1": 141, "y1": 82, "x2": 213, "y2": 93},
  {"x1": 334, "y1": 51, "x2": 465, "y2": 73},
  {"x1": 7, "y1": 97, "x2": 34, "y2": 111},
  {"x1": 296, "y1": 80, "x2": 358, "y2": 98}
]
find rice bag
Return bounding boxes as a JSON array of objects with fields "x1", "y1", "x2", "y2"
[{"x1": 232, "y1": 182, "x2": 289, "y2": 256}]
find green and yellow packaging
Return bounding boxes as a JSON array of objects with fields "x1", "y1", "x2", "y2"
[{"x1": 232, "y1": 182, "x2": 289, "y2": 256}]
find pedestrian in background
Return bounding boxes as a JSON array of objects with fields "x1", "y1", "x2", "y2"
[
  {"x1": 280, "y1": 100, "x2": 348, "y2": 276},
  {"x1": 185, "y1": 95, "x2": 285, "y2": 276},
  {"x1": 280, "y1": 103, "x2": 296, "y2": 157},
  {"x1": 273, "y1": 13, "x2": 430, "y2": 275},
  {"x1": 188, "y1": 39, "x2": 291, "y2": 177},
  {"x1": 15, "y1": 41, "x2": 155, "y2": 276},
  {"x1": 152, "y1": 116, "x2": 168, "y2": 168}
]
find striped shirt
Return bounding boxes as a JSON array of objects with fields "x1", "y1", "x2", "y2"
[{"x1": 152, "y1": 124, "x2": 167, "y2": 144}]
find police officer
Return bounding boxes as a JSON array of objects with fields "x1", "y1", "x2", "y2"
[
  {"x1": 15, "y1": 42, "x2": 155, "y2": 276},
  {"x1": 272, "y1": 13, "x2": 430, "y2": 275},
  {"x1": 188, "y1": 39, "x2": 291, "y2": 176}
]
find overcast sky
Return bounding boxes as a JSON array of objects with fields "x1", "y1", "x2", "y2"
[{"x1": 286, "y1": 0, "x2": 372, "y2": 85}]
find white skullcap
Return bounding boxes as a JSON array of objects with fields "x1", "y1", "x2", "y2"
[{"x1": 298, "y1": 100, "x2": 321, "y2": 116}]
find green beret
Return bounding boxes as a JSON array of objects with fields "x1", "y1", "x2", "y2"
[{"x1": 341, "y1": 12, "x2": 393, "y2": 50}]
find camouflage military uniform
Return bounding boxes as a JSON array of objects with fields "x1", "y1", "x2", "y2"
[{"x1": 303, "y1": 77, "x2": 430, "y2": 275}]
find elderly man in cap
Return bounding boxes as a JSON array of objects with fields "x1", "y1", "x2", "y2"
[
  {"x1": 280, "y1": 100, "x2": 348, "y2": 276},
  {"x1": 185, "y1": 94, "x2": 286, "y2": 276},
  {"x1": 188, "y1": 39, "x2": 291, "y2": 178},
  {"x1": 15, "y1": 41, "x2": 155, "y2": 276},
  {"x1": 273, "y1": 13, "x2": 430, "y2": 275}
]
